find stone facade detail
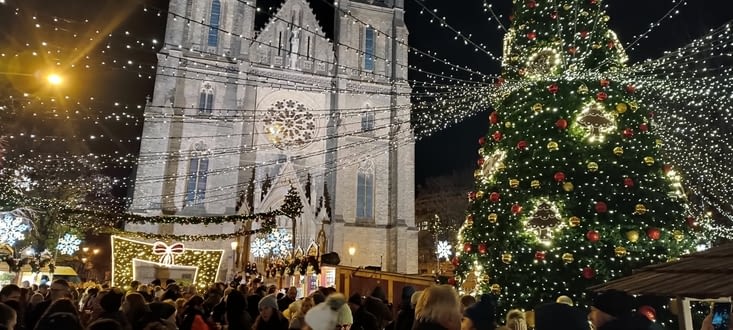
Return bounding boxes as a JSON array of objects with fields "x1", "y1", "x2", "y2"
[{"x1": 129, "y1": 0, "x2": 418, "y2": 277}]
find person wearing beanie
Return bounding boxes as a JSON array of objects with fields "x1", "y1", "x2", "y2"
[
  {"x1": 589, "y1": 290, "x2": 634, "y2": 330},
  {"x1": 394, "y1": 286, "x2": 417, "y2": 330},
  {"x1": 348, "y1": 294, "x2": 379, "y2": 330},
  {"x1": 461, "y1": 294, "x2": 497, "y2": 330},
  {"x1": 534, "y1": 302, "x2": 589, "y2": 330},
  {"x1": 253, "y1": 294, "x2": 288, "y2": 330},
  {"x1": 305, "y1": 294, "x2": 353, "y2": 330}
]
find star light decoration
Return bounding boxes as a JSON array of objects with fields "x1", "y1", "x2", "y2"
[
  {"x1": 251, "y1": 237, "x2": 270, "y2": 258},
  {"x1": 56, "y1": 233, "x2": 82, "y2": 255},
  {"x1": 0, "y1": 213, "x2": 29, "y2": 246},
  {"x1": 436, "y1": 240, "x2": 452, "y2": 260},
  {"x1": 248, "y1": 229, "x2": 293, "y2": 259}
]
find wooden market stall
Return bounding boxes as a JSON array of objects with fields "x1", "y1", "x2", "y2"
[
  {"x1": 332, "y1": 265, "x2": 436, "y2": 310},
  {"x1": 589, "y1": 243, "x2": 733, "y2": 330}
]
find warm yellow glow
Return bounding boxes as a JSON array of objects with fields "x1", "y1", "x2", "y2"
[
  {"x1": 348, "y1": 246, "x2": 356, "y2": 256},
  {"x1": 230, "y1": 241, "x2": 238, "y2": 250},
  {"x1": 46, "y1": 73, "x2": 63, "y2": 86}
]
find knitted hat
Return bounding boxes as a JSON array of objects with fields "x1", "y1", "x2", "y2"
[
  {"x1": 463, "y1": 294, "x2": 497, "y2": 330},
  {"x1": 258, "y1": 294, "x2": 278, "y2": 311},
  {"x1": 592, "y1": 290, "x2": 633, "y2": 318},
  {"x1": 306, "y1": 294, "x2": 350, "y2": 330},
  {"x1": 534, "y1": 302, "x2": 589, "y2": 330}
]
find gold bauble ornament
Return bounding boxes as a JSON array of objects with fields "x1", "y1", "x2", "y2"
[
  {"x1": 613, "y1": 146, "x2": 624, "y2": 156},
  {"x1": 475, "y1": 191, "x2": 485, "y2": 199},
  {"x1": 634, "y1": 204, "x2": 647, "y2": 215},
  {"x1": 509, "y1": 179, "x2": 520, "y2": 188},
  {"x1": 615, "y1": 103, "x2": 628, "y2": 114},
  {"x1": 501, "y1": 253, "x2": 512, "y2": 264},
  {"x1": 547, "y1": 141, "x2": 559, "y2": 151},
  {"x1": 530, "y1": 180, "x2": 541, "y2": 189},
  {"x1": 505, "y1": 121, "x2": 513, "y2": 128},
  {"x1": 628, "y1": 101, "x2": 639, "y2": 111},
  {"x1": 673, "y1": 230, "x2": 685, "y2": 242},
  {"x1": 474, "y1": 169, "x2": 482, "y2": 179},
  {"x1": 591, "y1": 43, "x2": 602, "y2": 49},
  {"x1": 656, "y1": 139, "x2": 663, "y2": 147},
  {"x1": 562, "y1": 3, "x2": 572, "y2": 10},
  {"x1": 568, "y1": 216, "x2": 581, "y2": 227},
  {"x1": 614, "y1": 246, "x2": 627, "y2": 257},
  {"x1": 626, "y1": 230, "x2": 640, "y2": 243},
  {"x1": 643, "y1": 156, "x2": 655, "y2": 166},
  {"x1": 478, "y1": 148, "x2": 486, "y2": 156},
  {"x1": 562, "y1": 182, "x2": 574, "y2": 192},
  {"x1": 579, "y1": 10, "x2": 589, "y2": 17},
  {"x1": 577, "y1": 84, "x2": 589, "y2": 95},
  {"x1": 587, "y1": 162, "x2": 599, "y2": 172},
  {"x1": 602, "y1": 15, "x2": 610, "y2": 22},
  {"x1": 497, "y1": 162, "x2": 507, "y2": 172},
  {"x1": 490, "y1": 284, "x2": 501, "y2": 294},
  {"x1": 488, "y1": 213, "x2": 498, "y2": 224},
  {"x1": 562, "y1": 253, "x2": 574, "y2": 264},
  {"x1": 532, "y1": 103, "x2": 543, "y2": 112}
]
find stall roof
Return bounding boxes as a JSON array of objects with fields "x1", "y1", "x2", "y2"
[{"x1": 589, "y1": 244, "x2": 733, "y2": 299}]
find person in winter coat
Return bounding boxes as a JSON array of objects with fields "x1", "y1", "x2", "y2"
[
  {"x1": 305, "y1": 294, "x2": 352, "y2": 330},
  {"x1": 413, "y1": 285, "x2": 461, "y2": 330},
  {"x1": 534, "y1": 302, "x2": 589, "y2": 330},
  {"x1": 252, "y1": 294, "x2": 288, "y2": 330},
  {"x1": 347, "y1": 294, "x2": 379, "y2": 330},
  {"x1": 180, "y1": 296, "x2": 211, "y2": 330},
  {"x1": 392, "y1": 286, "x2": 416, "y2": 330},
  {"x1": 461, "y1": 294, "x2": 497, "y2": 330},
  {"x1": 224, "y1": 290, "x2": 252, "y2": 330},
  {"x1": 289, "y1": 297, "x2": 314, "y2": 330},
  {"x1": 364, "y1": 287, "x2": 392, "y2": 330},
  {"x1": 0, "y1": 303, "x2": 17, "y2": 330}
]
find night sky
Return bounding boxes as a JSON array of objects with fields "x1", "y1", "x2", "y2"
[{"x1": 1, "y1": 0, "x2": 733, "y2": 186}]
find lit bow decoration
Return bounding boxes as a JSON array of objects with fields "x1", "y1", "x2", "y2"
[{"x1": 152, "y1": 242, "x2": 185, "y2": 265}]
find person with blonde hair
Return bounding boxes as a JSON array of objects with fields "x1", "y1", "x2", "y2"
[
  {"x1": 414, "y1": 285, "x2": 462, "y2": 330},
  {"x1": 496, "y1": 309, "x2": 526, "y2": 330}
]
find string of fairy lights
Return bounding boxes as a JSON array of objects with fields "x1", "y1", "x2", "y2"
[{"x1": 1, "y1": 0, "x2": 733, "y2": 243}]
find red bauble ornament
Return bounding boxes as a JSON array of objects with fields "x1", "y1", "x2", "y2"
[
  {"x1": 580, "y1": 31, "x2": 589, "y2": 39},
  {"x1": 550, "y1": 11, "x2": 558, "y2": 19},
  {"x1": 451, "y1": 256, "x2": 460, "y2": 267},
  {"x1": 495, "y1": 77, "x2": 506, "y2": 87},
  {"x1": 582, "y1": 267, "x2": 596, "y2": 279},
  {"x1": 463, "y1": 243, "x2": 472, "y2": 253},
  {"x1": 595, "y1": 201, "x2": 608, "y2": 213},
  {"x1": 548, "y1": 83, "x2": 559, "y2": 94},
  {"x1": 639, "y1": 305, "x2": 656, "y2": 321},
  {"x1": 477, "y1": 158, "x2": 484, "y2": 167},
  {"x1": 489, "y1": 111, "x2": 499, "y2": 125},
  {"x1": 511, "y1": 203, "x2": 523, "y2": 215},
  {"x1": 517, "y1": 140, "x2": 528, "y2": 150},
  {"x1": 646, "y1": 227, "x2": 661, "y2": 240},
  {"x1": 468, "y1": 191, "x2": 477, "y2": 201},
  {"x1": 478, "y1": 243, "x2": 487, "y2": 254},
  {"x1": 492, "y1": 131, "x2": 503, "y2": 142},
  {"x1": 600, "y1": 79, "x2": 610, "y2": 87},
  {"x1": 586, "y1": 230, "x2": 601, "y2": 242},
  {"x1": 553, "y1": 171, "x2": 566, "y2": 182},
  {"x1": 489, "y1": 192, "x2": 501, "y2": 202},
  {"x1": 555, "y1": 118, "x2": 568, "y2": 129},
  {"x1": 596, "y1": 91, "x2": 608, "y2": 101},
  {"x1": 623, "y1": 177, "x2": 635, "y2": 188},
  {"x1": 478, "y1": 136, "x2": 487, "y2": 145},
  {"x1": 527, "y1": 32, "x2": 538, "y2": 40},
  {"x1": 447, "y1": 277, "x2": 457, "y2": 285},
  {"x1": 526, "y1": 0, "x2": 537, "y2": 8},
  {"x1": 608, "y1": 40, "x2": 616, "y2": 49},
  {"x1": 589, "y1": 0, "x2": 598, "y2": 5},
  {"x1": 535, "y1": 251, "x2": 546, "y2": 261},
  {"x1": 626, "y1": 84, "x2": 636, "y2": 94},
  {"x1": 685, "y1": 216, "x2": 698, "y2": 228},
  {"x1": 623, "y1": 128, "x2": 634, "y2": 138},
  {"x1": 639, "y1": 123, "x2": 649, "y2": 132}
]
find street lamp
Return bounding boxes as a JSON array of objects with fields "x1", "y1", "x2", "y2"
[
  {"x1": 46, "y1": 73, "x2": 63, "y2": 86},
  {"x1": 230, "y1": 241, "x2": 239, "y2": 276},
  {"x1": 348, "y1": 246, "x2": 356, "y2": 266}
]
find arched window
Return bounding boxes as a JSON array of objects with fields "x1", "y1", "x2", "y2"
[
  {"x1": 198, "y1": 82, "x2": 214, "y2": 114},
  {"x1": 364, "y1": 27, "x2": 375, "y2": 71},
  {"x1": 356, "y1": 161, "x2": 374, "y2": 220},
  {"x1": 207, "y1": 0, "x2": 221, "y2": 47},
  {"x1": 361, "y1": 106, "x2": 375, "y2": 132},
  {"x1": 185, "y1": 142, "x2": 209, "y2": 207}
]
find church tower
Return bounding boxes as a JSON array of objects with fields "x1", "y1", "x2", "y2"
[{"x1": 129, "y1": 0, "x2": 417, "y2": 277}]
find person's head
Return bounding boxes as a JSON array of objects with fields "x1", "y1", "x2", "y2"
[
  {"x1": 461, "y1": 294, "x2": 496, "y2": 330},
  {"x1": 267, "y1": 285, "x2": 277, "y2": 295},
  {"x1": 137, "y1": 284, "x2": 149, "y2": 294},
  {"x1": 49, "y1": 279, "x2": 71, "y2": 300},
  {"x1": 400, "y1": 286, "x2": 416, "y2": 310},
  {"x1": 149, "y1": 301, "x2": 177, "y2": 323},
  {"x1": 415, "y1": 285, "x2": 461, "y2": 330},
  {"x1": 0, "y1": 284, "x2": 21, "y2": 302},
  {"x1": 287, "y1": 286, "x2": 298, "y2": 300},
  {"x1": 460, "y1": 295, "x2": 477, "y2": 312},
  {"x1": 185, "y1": 295, "x2": 205, "y2": 311},
  {"x1": 45, "y1": 298, "x2": 79, "y2": 317},
  {"x1": 411, "y1": 291, "x2": 423, "y2": 308},
  {"x1": 299, "y1": 296, "x2": 315, "y2": 317},
  {"x1": 21, "y1": 281, "x2": 30, "y2": 289},
  {"x1": 100, "y1": 290, "x2": 124, "y2": 313},
  {"x1": 534, "y1": 302, "x2": 589, "y2": 330},
  {"x1": 87, "y1": 319, "x2": 124, "y2": 330},
  {"x1": 35, "y1": 312, "x2": 83, "y2": 330},
  {"x1": 175, "y1": 298, "x2": 186, "y2": 311},
  {"x1": 38, "y1": 283, "x2": 49, "y2": 295},
  {"x1": 0, "y1": 302, "x2": 17, "y2": 329},
  {"x1": 305, "y1": 293, "x2": 352, "y2": 330},
  {"x1": 504, "y1": 309, "x2": 527, "y2": 330},
  {"x1": 123, "y1": 292, "x2": 147, "y2": 313},
  {"x1": 130, "y1": 281, "x2": 140, "y2": 291},
  {"x1": 311, "y1": 291, "x2": 326, "y2": 305},
  {"x1": 258, "y1": 294, "x2": 279, "y2": 321},
  {"x1": 590, "y1": 290, "x2": 633, "y2": 329},
  {"x1": 347, "y1": 294, "x2": 362, "y2": 312},
  {"x1": 225, "y1": 290, "x2": 247, "y2": 313}
]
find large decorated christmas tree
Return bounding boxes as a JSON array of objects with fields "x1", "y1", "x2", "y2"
[{"x1": 455, "y1": 0, "x2": 703, "y2": 315}]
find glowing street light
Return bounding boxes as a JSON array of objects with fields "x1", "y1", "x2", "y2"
[
  {"x1": 348, "y1": 246, "x2": 356, "y2": 266},
  {"x1": 46, "y1": 73, "x2": 63, "y2": 86}
]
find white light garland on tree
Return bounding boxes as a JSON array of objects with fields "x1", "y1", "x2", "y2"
[
  {"x1": 0, "y1": 213, "x2": 29, "y2": 246},
  {"x1": 56, "y1": 233, "x2": 82, "y2": 255}
]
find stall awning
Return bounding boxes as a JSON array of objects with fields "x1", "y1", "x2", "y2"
[{"x1": 589, "y1": 243, "x2": 733, "y2": 299}]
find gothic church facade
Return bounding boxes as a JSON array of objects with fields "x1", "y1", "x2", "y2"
[{"x1": 128, "y1": 0, "x2": 418, "y2": 276}]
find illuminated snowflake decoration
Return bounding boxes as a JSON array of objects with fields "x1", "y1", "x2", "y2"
[
  {"x1": 436, "y1": 240, "x2": 452, "y2": 260},
  {"x1": 56, "y1": 233, "x2": 82, "y2": 255},
  {"x1": 251, "y1": 237, "x2": 270, "y2": 258},
  {"x1": 267, "y1": 228, "x2": 293, "y2": 258},
  {"x1": 0, "y1": 213, "x2": 29, "y2": 246}
]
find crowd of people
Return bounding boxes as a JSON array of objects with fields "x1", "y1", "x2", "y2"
[{"x1": 0, "y1": 277, "x2": 726, "y2": 330}]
